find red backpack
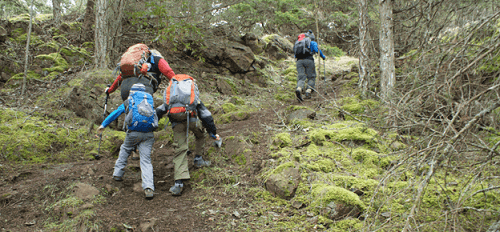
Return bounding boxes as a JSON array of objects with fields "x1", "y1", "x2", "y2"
[
  {"x1": 120, "y1": 43, "x2": 150, "y2": 77},
  {"x1": 164, "y1": 74, "x2": 200, "y2": 121}
]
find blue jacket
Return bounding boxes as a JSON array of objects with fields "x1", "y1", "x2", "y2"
[
  {"x1": 310, "y1": 41, "x2": 326, "y2": 59},
  {"x1": 101, "y1": 104, "x2": 126, "y2": 128}
]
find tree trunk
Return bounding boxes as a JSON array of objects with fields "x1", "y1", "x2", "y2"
[
  {"x1": 379, "y1": 0, "x2": 395, "y2": 102},
  {"x1": 107, "y1": 0, "x2": 125, "y2": 66},
  {"x1": 52, "y1": 0, "x2": 62, "y2": 28},
  {"x1": 22, "y1": 0, "x2": 34, "y2": 96},
  {"x1": 358, "y1": 0, "x2": 371, "y2": 98},
  {"x1": 82, "y1": 0, "x2": 95, "y2": 41},
  {"x1": 94, "y1": 0, "x2": 108, "y2": 68}
]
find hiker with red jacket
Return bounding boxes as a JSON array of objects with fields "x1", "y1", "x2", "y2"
[
  {"x1": 105, "y1": 45, "x2": 176, "y2": 101},
  {"x1": 155, "y1": 74, "x2": 222, "y2": 196},
  {"x1": 293, "y1": 30, "x2": 326, "y2": 101}
]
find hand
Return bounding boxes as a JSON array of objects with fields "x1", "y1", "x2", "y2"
[
  {"x1": 105, "y1": 87, "x2": 109, "y2": 94},
  {"x1": 140, "y1": 63, "x2": 149, "y2": 75},
  {"x1": 322, "y1": 56, "x2": 326, "y2": 60},
  {"x1": 211, "y1": 134, "x2": 220, "y2": 140},
  {"x1": 96, "y1": 125, "x2": 105, "y2": 134}
]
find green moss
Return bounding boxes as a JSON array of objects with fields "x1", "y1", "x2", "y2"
[
  {"x1": 230, "y1": 96, "x2": 245, "y2": 105},
  {"x1": 35, "y1": 53, "x2": 69, "y2": 77},
  {"x1": 308, "y1": 121, "x2": 378, "y2": 146},
  {"x1": 311, "y1": 184, "x2": 365, "y2": 210},
  {"x1": 330, "y1": 218, "x2": 363, "y2": 231},
  {"x1": 10, "y1": 33, "x2": 43, "y2": 46},
  {"x1": 222, "y1": 103, "x2": 237, "y2": 113},
  {"x1": 267, "y1": 161, "x2": 296, "y2": 178},
  {"x1": 232, "y1": 149, "x2": 248, "y2": 165},
  {"x1": 341, "y1": 97, "x2": 380, "y2": 115},
  {"x1": 68, "y1": 22, "x2": 82, "y2": 31},
  {"x1": 272, "y1": 132, "x2": 292, "y2": 148},
  {"x1": 38, "y1": 40, "x2": 60, "y2": 52},
  {"x1": 305, "y1": 159, "x2": 335, "y2": 173}
]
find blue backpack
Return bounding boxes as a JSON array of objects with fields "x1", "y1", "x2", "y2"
[{"x1": 123, "y1": 90, "x2": 158, "y2": 132}]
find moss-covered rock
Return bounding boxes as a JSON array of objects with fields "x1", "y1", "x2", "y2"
[
  {"x1": 34, "y1": 52, "x2": 69, "y2": 78},
  {"x1": 308, "y1": 121, "x2": 378, "y2": 146},
  {"x1": 310, "y1": 184, "x2": 365, "y2": 219},
  {"x1": 265, "y1": 166, "x2": 301, "y2": 200}
]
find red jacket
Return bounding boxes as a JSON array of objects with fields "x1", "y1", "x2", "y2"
[{"x1": 107, "y1": 58, "x2": 175, "y2": 93}]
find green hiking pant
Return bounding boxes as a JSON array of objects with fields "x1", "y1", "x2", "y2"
[{"x1": 172, "y1": 120, "x2": 205, "y2": 180}]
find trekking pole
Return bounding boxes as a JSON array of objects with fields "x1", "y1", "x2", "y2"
[{"x1": 96, "y1": 84, "x2": 111, "y2": 159}]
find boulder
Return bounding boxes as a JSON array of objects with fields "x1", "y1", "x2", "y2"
[
  {"x1": 311, "y1": 184, "x2": 365, "y2": 220},
  {"x1": 198, "y1": 39, "x2": 255, "y2": 73},
  {"x1": 242, "y1": 33, "x2": 264, "y2": 54},
  {"x1": 223, "y1": 41, "x2": 255, "y2": 73},
  {"x1": 265, "y1": 43, "x2": 288, "y2": 60},
  {"x1": 265, "y1": 167, "x2": 301, "y2": 200}
]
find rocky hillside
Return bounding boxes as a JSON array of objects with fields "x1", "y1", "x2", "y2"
[{"x1": 0, "y1": 14, "x2": 499, "y2": 232}]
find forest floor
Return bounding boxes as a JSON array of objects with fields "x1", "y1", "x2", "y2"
[{"x1": 0, "y1": 53, "x2": 354, "y2": 231}]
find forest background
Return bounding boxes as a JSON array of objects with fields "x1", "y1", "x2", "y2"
[{"x1": 1, "y1": 0, "x2": 500, "y2": 231}]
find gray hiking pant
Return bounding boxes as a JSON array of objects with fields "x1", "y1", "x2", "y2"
[
  {"x1": 296, "y1": 59, "x2": 316, "y2": 92},
  {"x1": 113, "y1": 131, "x2": 155, "y2": 190}
]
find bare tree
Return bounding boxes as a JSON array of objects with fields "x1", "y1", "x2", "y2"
[
  {"x1": 82, "y1": 0, "x2": 95, "y2": 41},
  {"x1": 22, "y1": 0, "x2": 34, "y2": 96},
  {"x1": 358, "y1": 0, "x2": 371, "y2": 98},
  {"x1": 52, "y1": 0, "x2": 62, "y2": 27},
  {"x1": 94, "y1": 0, "x2": 107, "y2": 68},
  {"x1": 379, "y1": 0, "x2": 395, "y2": 102},
  {"x1": 107, "y1": 0, "x2": 125, "y2": 65}
]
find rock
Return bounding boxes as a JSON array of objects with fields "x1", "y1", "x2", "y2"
[
  {"x1": 287, "y1": 108, "x2": 316, "y2": 123},
  {"x1": 307, "y1": 215, "x2": 318, "y2": 224},
  {"x1": 242, "y1": 33, "x2": 264, "y2": 54},
  {"x1": 312, "y1": 185, "x2": 364, "y2": 220},
  {"x1": 381, "y1": 212, "x2": 391, "y2": 218},
  {"x1": 223, "y1": 41, "x2": 255, "y2": 73},
  {"x1": 133, "y1": 182, "x2": 143, "y2": 193},
  {"x1": 199, "y1": 38, "x2": 255, "y2": 74},
  {"x1": 139, "y1": 218, "x2": 157, "y2": 232},
  {"x1": 265, "y1": 43, "x2": 288, "y2": 60},
  {"x1": 233, "y1": 211, "x2": 241, "y2": 219},
  {"x1": 265, "y1": 167, "x2": 301, "y2": 200},
  {"x1": 73, "y1": 183, "x2": 99, "y2": 200},
  {"x1": 0, "y1": 72, "x2": 9, "y2": 82},
  {"x1": 291, "y1": 199, "x2": 304, "y2": 209}
]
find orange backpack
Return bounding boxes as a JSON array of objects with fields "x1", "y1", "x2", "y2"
[
  {"x1": 120, "y1": 43, "x2": 150, "y2": 77},
  {"x1": 164, "y1": 74, "x2": 200, "y2": 121}
]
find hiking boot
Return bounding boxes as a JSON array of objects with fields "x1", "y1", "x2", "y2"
[
  {"x1": 131, "y1": 150, "x2": 139, "y2": 160},
  {"x1": 144, "y1": 188, "x2": 154, "y2": 199},
  {"x1": 113, "y1": 176, "x2": 123, "y2": 181},
  {"x1": 295, "y1": 89, "x2": 303, "y2": 102},
  {"x1": 194, "y1": 157, "x2": 211, "y2": 168},
  {"x1": 169, "y1": 183, "x2": 184, "y2": 196},
  {"x1": 305, "y1": 92, "x2": 311, "y2": 99}
]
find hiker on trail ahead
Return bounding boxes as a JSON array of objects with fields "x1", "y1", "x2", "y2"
[
  {"x1": 105, "y1": 44, "x2": 176, "y2": 101},
  {"x1": 97, "y1": 83, "x2": 158, "y2": 200},
  {"x1": 293, "y1": 30, "x2": 326, "y2": 101},
  {"x1": 156, "y1": 74, "x2": 222, "y2": 196}
]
